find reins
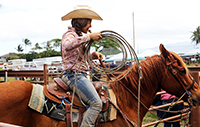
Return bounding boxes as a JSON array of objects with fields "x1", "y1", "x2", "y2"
[{"x1": 85, "y1": 30, "x2": 143, "y2": 127}]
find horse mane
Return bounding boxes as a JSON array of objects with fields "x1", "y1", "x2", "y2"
[
  {"x1": 109, "y1": 54, "x2": 163, "y2": 92},
  {"x1": 108, "y1": 54, "x2": 164, "y2": 108}
]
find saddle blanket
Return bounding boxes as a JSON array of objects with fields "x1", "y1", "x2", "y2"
[
  {"x1": 28, "y1": 84, "x2": 117, "y2": 122},
  {"x1": 28, "y1": 84, "x2": 45, "y2": 113}
]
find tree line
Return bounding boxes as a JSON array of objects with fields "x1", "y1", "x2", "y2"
[
  {"x1": 9, "y1": 37, "x2": 120, "y2": 61},
  {"x1": 8, "y1": 38, "x2": 62, "y2": 61}
]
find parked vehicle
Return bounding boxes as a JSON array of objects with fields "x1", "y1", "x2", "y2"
[
  {"x1": 21, "y1": 61, "x2": 44, "y2": 81},
  {"x1": 48, "y1": 66, "x2": 58, "y2": 73},
  {"x1": 21, "y1": 61, "x2": 44, "y2": 70}
]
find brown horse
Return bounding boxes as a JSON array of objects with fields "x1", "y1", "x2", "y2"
[{"x1": 0, "y1": 44, "x2": 200, "y2": 127}]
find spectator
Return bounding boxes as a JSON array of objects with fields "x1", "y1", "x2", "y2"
[
  {"x1": 15, "y1": 66, "x2": 21, "y2": 80},
  {"x1": 2, "y1": 63, "x2": 8, "y2": 70},
  {"x1": 156, "y1": 89, "x2": 184, "y2": 127},
  {"x1": 195, "y1": 52, "x2": 199, "y2": 63},
  {"x1": 2, "y1": 63, "x2": 9, "y2": 82}
]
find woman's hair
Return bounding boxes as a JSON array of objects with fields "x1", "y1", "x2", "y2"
[{"x1": 71, "y1": 18, "x2": 91, "y2": 36}]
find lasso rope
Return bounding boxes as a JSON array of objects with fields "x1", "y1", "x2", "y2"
[
  {"x1": 85, "y1": 30, "x2": 141, "y2": 83},
  {"x1": 84, "y1": 30, "x2": 142, "y2": 127}
]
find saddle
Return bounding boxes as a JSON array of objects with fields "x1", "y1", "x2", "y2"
[{"x1": 43, "y1": 78, "x2": 109, "y2": 127}]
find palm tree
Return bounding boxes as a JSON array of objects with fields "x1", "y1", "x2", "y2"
[
  {"x1": 49, "y1": 38, "x2": 61, "y2": 50},
  {"x1": 43, "y1": 41, "x2": 53, "y2": 51},
  {"x1": 22, "y1": 38, "x2": 31, "y2": 59},
  {"x1": 191, "y1": 26, "x2": 200, "y2": 45},
  {"x1": 23, "y1": 38, "x2": 31, "y2": 53},
  {"x1": 32, "y1": 43, "x2": 42, "y2": 53},
  {"x1": 15, "y1": 44, "x2": 24, "y2": 53}
]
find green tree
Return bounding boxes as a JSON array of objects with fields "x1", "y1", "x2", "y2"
[
  {"x1": 91, "y1": 38, "x2": 120, "y2": 54},
  {"x1": 26, "y1": 51, "x2": 39, "y2": 61},
  {"x1": 41, "y1": 41, "x2": 53, "y2": 57},
  {"x1": 32, "y1": 43, "x2": 42, "y2": 53},
  {"x1": 23, "y1": 38, "x2": 31, "y2": 53},
  {"x1": 15, "y1": 44, "x2": 24, "y2": 53},
  {"x1": 191, "y1": 26, "x2": 200, "y2": 45},
  {"x1": 7, "y1": 54, "x2": 19, "y2": 60},
  {"x1": 43, "y1": 41, "x2": 53, "y2": 51},
  {"x1": 22, "y1": 38, "x2": 31, "y2": 60},
  {"x1": 49, "y1": 38, "x2": 61, "y2": 50}
]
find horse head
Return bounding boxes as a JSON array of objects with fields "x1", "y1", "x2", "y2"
[{"x1": 159, "y1": 44, "x2": 200, "y2": 106}]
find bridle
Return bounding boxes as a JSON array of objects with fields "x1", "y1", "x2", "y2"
[
  {"x1": 168, "y1": 66, "x2": 195, "y2": 97},
  {"x1": 160, "y1": 55, "x2": 195, "y2": 99},
  {"x1": 153, "y1": 55, "x2": 195, "y2": 127}
]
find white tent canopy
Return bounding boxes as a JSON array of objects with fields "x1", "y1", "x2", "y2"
[
  {"x1": 138, "y1": 49, "x2": 159, "y2": 57},
  {"x1": 104, "y1": 49, "x2": 159, "y2": 62},
  {"x1": 104, "y1": 52, "x2": 145, "y2": 62},
  {"x1": 186, "y1": 48, "x2": 200, "y2": 54},
  {"x1": 183, "y1": 48, "x2": 200, "y2": 56}
]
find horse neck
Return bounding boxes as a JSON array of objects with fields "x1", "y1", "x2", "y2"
[
  {"x1": 109, "y1": 56, "x2": 165, "y2": 122},
  {"x1": 139, "y1": 57, "x2": 165, "y2": 109}
]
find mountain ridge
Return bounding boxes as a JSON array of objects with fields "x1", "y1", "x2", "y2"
[{"x1": 138, "y1": 41, "x2": 198, "y2": 54}]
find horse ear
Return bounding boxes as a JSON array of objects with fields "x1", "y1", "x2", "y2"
[{"x1": 159, "y1": 44, "x2": 170, "y2": 59}]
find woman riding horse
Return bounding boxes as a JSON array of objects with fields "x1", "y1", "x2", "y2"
[{"x1": 61, "y1": 6, "x2": 104, "y2": 127}]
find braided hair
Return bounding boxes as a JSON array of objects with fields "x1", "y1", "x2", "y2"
[{"x1": 71, "y1": 18, "x2": 91, "y2": 36}]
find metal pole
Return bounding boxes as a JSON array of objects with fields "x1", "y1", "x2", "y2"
[
  {"x1": 132, "y1": 12, "x2": 135, "y2": 50},
  {"x1": 5, "y1": 70, "x2": 7, "y2": 82}
]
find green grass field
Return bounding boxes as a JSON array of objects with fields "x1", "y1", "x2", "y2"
[{"x1": 142, "y1": 112, "x2": 189, "y2": 127}]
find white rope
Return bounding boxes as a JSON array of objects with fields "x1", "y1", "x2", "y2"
[{"x1": 85, "y1": 30, "x2": 142, "y2": 126}]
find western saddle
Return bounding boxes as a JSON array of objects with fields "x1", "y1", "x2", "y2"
[{"x1": 43, "y1": 78, "x2": 109, "y2": 127}]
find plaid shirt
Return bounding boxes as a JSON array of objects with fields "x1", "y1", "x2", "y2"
[{"x1": 61, "y1": 26, "x2": 90, "y2": 73}]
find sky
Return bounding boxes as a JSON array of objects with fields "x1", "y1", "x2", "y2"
[{"x1": 0, "y1": 0, "x2": 200, "y2": 56}]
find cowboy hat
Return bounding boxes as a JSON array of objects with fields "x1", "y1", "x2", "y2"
[
  {"x1": 3, "y1": 63, "x2": 8, "y2": 66},
  {"x1": 61, "y1": 8, "x2": 103, "y2": 21}
]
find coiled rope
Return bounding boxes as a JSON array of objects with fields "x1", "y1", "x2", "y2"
[
  {"x1": 84, "y1": 30, "x2": 142, "y2": 126},
  {"x1": 85, "y1": 30, "x2": 142, "y2": 83}
]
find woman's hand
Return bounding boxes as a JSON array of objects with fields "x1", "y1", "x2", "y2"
[
  {"x1": 91, "y1": 52, "x2": 103, "y2": 60},
  {"x1": 89, "y1": 32, "x2": 102, "y2": 41}
]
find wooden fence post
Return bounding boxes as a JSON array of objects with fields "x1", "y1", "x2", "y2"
[
  {"x1": 43, "y1": 64, "x2": 48, "y2": 85},
  {"x1": 189, "y1": 71, "x2": 200, "y2": 127}
]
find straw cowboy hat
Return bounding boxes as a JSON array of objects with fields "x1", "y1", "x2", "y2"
[
  {"x1": 61, "y1": 5, "x2": 102, "y2": 21},
  {"x1": 3, "y1": 63, "x2": 8, "y2": 66}
]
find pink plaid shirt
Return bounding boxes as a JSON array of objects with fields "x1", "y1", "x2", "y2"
[
  {"x1": 61, "y1": 26, "x2": 91, "y2": 73},
  {"x1": 160, "y1": 89, "x2": 175, "y2": 100}
]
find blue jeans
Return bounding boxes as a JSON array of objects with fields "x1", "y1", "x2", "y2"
[{"x1": 62, "y1": 70, "x2": 102, "y2": 127}]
